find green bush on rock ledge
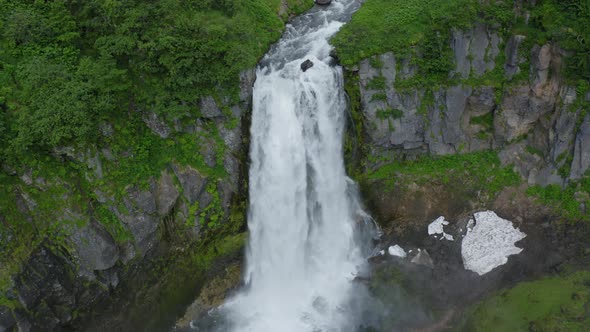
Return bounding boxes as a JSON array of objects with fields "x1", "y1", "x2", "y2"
[{"x1": 366, "y1": 151, "x2": 521, "y2": 196}]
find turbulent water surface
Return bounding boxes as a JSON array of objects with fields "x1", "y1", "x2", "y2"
[{"x1": 217, "y1": 1, "x2": 377, "y2": 331}]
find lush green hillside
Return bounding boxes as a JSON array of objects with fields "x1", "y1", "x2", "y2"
[
  {"x1": 332, "y1": 0, "x2": 590, "y2": 84},
  {"x1": 0, "y1": 0, "x2": 313, "y2": 310},
  {"x1": 0, "y1": 0, "x2": 310, "y2": 158},
  {"x1": 458, "y1": 270, "x2": 590, "y2": 331}
]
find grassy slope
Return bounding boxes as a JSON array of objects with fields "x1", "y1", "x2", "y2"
[
  {"x1": 366, "y1": 151, "x2": 520, "y2": 196},
  {"x1": 458, "y1": 270, "x2": 590, "y2": 331}
]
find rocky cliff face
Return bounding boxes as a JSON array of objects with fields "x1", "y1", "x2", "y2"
[
  {"x1": 0, "y1": 69, "x2": 256, "y2": 332},
  {"x1": 355, "y1": 25, "x2": 589, "y2": 187},
  {"x1": 341, "y1": 9, "x2": 590, "y2": 330},
  {"x1": 341, "y1": 11, "x2": 590, "y2": 234}
]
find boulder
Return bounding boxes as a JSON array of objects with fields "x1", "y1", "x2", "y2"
[
  {"x1": 316, "y1": 0, "x2": 332, "y2": 5},
  {"x1": 156, "y1": 172, "x2": 179, "y2": 216},
  {"x1": 70, "y1": 221, "x2": 120, "y2": 272},
  {"x1": 173, "y1": 164, "x2": 208, "y2": 204},
  {"x1": 121, "y1": 185, "x2": 159, "y2": 255},
  {"x1": 14, "y1": 247, "x2": 79, "y2": 329},
  {"x1": 300, "y1": 59, "x2": 314, "y2": 72}
]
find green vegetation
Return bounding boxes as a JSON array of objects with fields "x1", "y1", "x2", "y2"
[
  {"x1": 367, "y1": 151, "x2": 521, "y2": 194},
  {"x1": 525, "y1": 145, "x2": 545, "y2": 158},
  {"x1": 0, "y1": 0, "x2": 313, "y2": 301},
  {"x1": 332, "y1": 0, "x2": 589, "y2": 91},
  {"x1": 469, "y1": 112, "x2": 494, "y2": 128},
  {"x1": 458, "y1": 270, "x2": 590, "y2": 331},
  {"x1": 332, "y1": 0, "x2": 482, "y2": 66},
  {"x1": 343, "y1": 70, "x2": 366, "y2": 178},
  {"x1": 376, "y1": 108, "x2": 403, "y2": 120},
  {"x1": 527, "y1": 175, "x2": 590, "y2": 221},
  {"x1": 366, "y1": 75, "x2": 388, "y2": 90},
  {"x1": 0, "y1": 0, "x2": 312, "y2": 158},
  {"x1": 531, "y1": 1, "x2": 590, "y2": 82}
]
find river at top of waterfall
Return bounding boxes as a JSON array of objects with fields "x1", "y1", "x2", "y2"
[{"x1": 217, "y1": 1, "x2": 376, "y2": 331}]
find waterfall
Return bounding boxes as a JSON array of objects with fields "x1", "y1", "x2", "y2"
[{"x1": 220, "y1": 1, "x2": 377, "y2": 331}]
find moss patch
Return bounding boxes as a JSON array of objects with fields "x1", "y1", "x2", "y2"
[
  {"x1": 457, "y1": 270, "x2": 590, "y2": 332},
  {"x1": 526, "y1": 175, "x2": 590, "y2": 222},
  {"x1": 366, "y1": 151, "x2": 520, "y2": 195}
]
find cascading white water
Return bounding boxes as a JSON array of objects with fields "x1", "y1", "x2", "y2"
[{"x1": 222, "y1": 1, "x2": 376, "y2": 331}]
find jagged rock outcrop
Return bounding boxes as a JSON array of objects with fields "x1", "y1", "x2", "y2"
[
  {"x1": 571, "y1": 115, "x2": 590, "y2": 180},
  {"x1": 354, "y1": 24, "x2": 584, "y2": 186}
]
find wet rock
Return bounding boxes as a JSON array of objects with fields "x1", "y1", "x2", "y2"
[
  {"x1": 0, "y1": 306, "x2": 16, "y2": 331},
  {"x1": 217, "y1": 122, "x2": 241, "y2": 153},
  {"x1": 504, "y1": 35, "x2": 526, "y2": 78},
  {"x1": 14, "y1": 247, "x2": 79, "y2": 330},
  {"x1": 86, "y1": 152, "x2": 103, "y2": 179},
  {"x1": 466, "y1": 87, "x2": 496, "y2": 117},
  {"x1": 300, "y1": 59, "x2": 314, "y2": 72},
  {"x1": 499, "y1": 142, "x2": 540, "y2": 179},
  {"x1": 379, "y1": 52, "x2": 396, "y2": 86},
  {"x1": 217, "y1": 181, "x2": 235, "y2": 216},
  {"x1": 198, "y1": 191, "x2": 213, "y2": 211},
  {"x1": 471, "y1": 24, "x2": 498, "y2": 76},
  {"x1": 494, "y1": 85, "x2": 554, "y2": 143},
  {"x1": 126, "y1": 185, "x2": 157, "y2": 215},
  {"x1": 315, "y1": 0, "x2": 332, "y2": 6},
  {"x1": 126, "y1": 215, "x2": 159, "y2": 255},
  {"x1": 442, "y1": 85, "x2": 471, "y2": 147},
  {"x1": 426, "y1": 89, "x2": 458, "y2": 155},
  {"x1": 121, "y1": 185, "x2": 159, "y2": 255},
  {"x1": 156, "y1": 171, "x2": 179, "y2": 216},
  {"x1": 172, "y1": 164, "x2": 207, "y2": 204},
  {"x1": 176, "y1": 263, "x2": 242, "y2": 329},
  {"x1": 239, "y1": 68, "x2": 256, "y2": 103},
  {"x1": 531, "y1": 44, "x2": 553, "y2": 91},
  {"x1": 451, "y1": 29, "x2": 472, "y2": 78},
  {"x1": 201, "y1": 139, "x2": 217, "y2": 168},
  {"x1": 70, "y1": 221, "x2": 120, "y2": 272},
  {"x1": 451, "y1": 24, "x2": 500, "y2": 78}
]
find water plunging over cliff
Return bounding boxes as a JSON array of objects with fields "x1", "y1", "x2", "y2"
[{"x1": 222, "y1": 1, "x2": 376, "y2": 331}]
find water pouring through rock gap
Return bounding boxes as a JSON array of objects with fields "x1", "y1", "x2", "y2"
[{"x1": 215, "y1": 1, "x2": 379, "y2": 331}]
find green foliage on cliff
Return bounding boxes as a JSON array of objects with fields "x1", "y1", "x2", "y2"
[
  {"x1": 333, "y1": 0, "x2": 589, "y2": 86},
  {"x1": 458, "y1": 270, "x2": 590, "y2": 331},
  {"x1": 0, "y1": 0, "x2": 312, "y2": 156},
  {"x1": 331, "y1": 0, "x2": 513, "y2": 66},
  {"x1": 367, "y1": 151, "x2": 520, "y2": 195},
  {"x1": 531, "y1": 0, "x2": 590, "y2": 81},
  {"x1": 0, "y1": 0, "x2": 313, "y2": 298},
  {"x1": 527, "y1": 175, "x2": 590, "y2": 221}
]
